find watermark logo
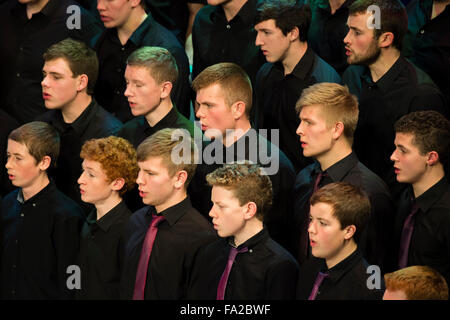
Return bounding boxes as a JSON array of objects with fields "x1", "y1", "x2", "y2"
[
  {"x1": 66, "y1": 265, "x2": 81, "y2": 290},
  {"x1": 367, "y1": 5, "x2": 381, "y2": 30},
  {"x1": 66, "y1": 5, "x2": 81, "y2": 30},
  {"x1": 366, "y1": 265, "x2": 381, "y2": 290}
]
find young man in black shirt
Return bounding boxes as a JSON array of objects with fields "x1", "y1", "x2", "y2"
[
  {"x1": 76, "y1": 136, "x2": 139, "y2": 300},
  {"x1": 253, "y1": 0, "x2": 341, "y2": 173},
  {"x1": 342, "y1": 0, "x2": 448, "y2": 200},
  {"x1": 1, "y1": 121, "x2": 84, "y2": 299},
  {"x1": 121, "y1": 128, "x2": 216, "y2": 300},
  {"x1": 391, "y1": 110, "x2": 450, "y2": 287},
  {"x1": 191, "y1": 62, "x2": 296, "y2": 249},
  {"x1": 187, "y1": 163, "x2": 299, "y2": 299},
  {"x1": 93, "y1": 0, "x2": 190, "y2": 120},
  {"x1": 297, "y1": 182, "x2": 384, "y2": 300},
  {"x1": 292, "y1": 82, "x2": 395, "y2": 271},
  {"x1": 38, "y1": 38, "x2": 122, "y2": 214}
]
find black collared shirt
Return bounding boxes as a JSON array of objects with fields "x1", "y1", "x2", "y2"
[
  {"x1": 192, "y1": 0, "x2": 266, "y2": 85},
  {"x1": 188, "y1": 129, "x2": 296, "y2": 249},
  {"x1": 297, "y1": 249, "x2": 384, "y2": 300},
  {"x1": 254, "y1": 46, "x2": 341, "y2": 172},
  {"x1": 306, "y1": 0, "x2": 354, "y2": 75},
  {"x1": 120, "y1": 197, "x2": 217, "y2": 299},
  {"x1": 0, "y1": 0, "x2": 103, "y2": 124},
  {"x1": 187, "y1": 228, "x2": 299, "y2": 299},
  {"x1": 291, "y1": 152, "x2": 395, "y2": 272},
  {"x1": 117, "y1": 106, "x2": 201, "y2": 149},
  {"x1": 93, "y1": 14, "x2": 190, "y2": 121},
  {"x1": 76, "y1": 201, "x2": 132, "y2": 300},
  {"x1": 403, "y1": 0, "x2": 450, "y2": 104},
  {"x1": 394, "y1": 177, "x2": 450, "y2": 287},
  {"x1": 343, "y1": 56, "x2": 448, "y2": 200},
  {"x1": 37, "y1": 99, "x2": 122, "y2": 213},
  {"x1": 0, "y1": 181, "x2": 84, "y2": 299}
]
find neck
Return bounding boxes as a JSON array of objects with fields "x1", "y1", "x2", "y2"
[
  {"x1": 317, "y1": 141, "x2": 352, "y2": 171},
  {"x1": 233, "y1": 218, "x2": 263, "y2": 247},
  {"x1": 61, "y1": 94, "x2": 92, "y2": 124},
  {"x1": 26, "y1": 0, "x2": 49, "y2": 19},
  {"x1": 329, "y1": 0, "x2": 345, "y2": 14},
  {"x1": 412, "y1": 165, "x2": 445, "y2": 198},
  {"x1": 222, "y1": 0, "x2": 247, "y2": 21},
  {"x1": 282, "y1": 41, "x2": 308, "y2": 75},
  {"x1": 144, "y1": 99, "x2": 173, "y2": 127},
  {"x1": 22, "y1": 174, "x2": 50, "y2": 201},
  {"x1": 326, "y1": 240, "x2": 357, "y2": 269},
  {"x1": 155, "y1": 192, "x2": 187, "y2": 214},
  {"x1": 222, "y1": 120, "x2": 252, "y2": 147},
  {"x1": 117, "y1": 9, "x2": 147, "y2": 45},
  {"x1": 432, "y1": 1, "x2": 450, "y2": 19},
  {"x1": 369, "y1": 48, "x2": 400, "y2": 82},
  {"x1": 95, "y1": 193, "x2": 122, "y2": 221}
]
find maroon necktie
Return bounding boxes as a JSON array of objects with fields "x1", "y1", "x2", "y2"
[
  {"x1": 398, "y1": 201, "x2": 419, "y2": 269},
  {"x1": 308, "y1": 271, "x2": 329, "y2": 300},
  {"x1": 216, "y1": 246, "x2": 248, "y2": 300},
  {"x1": 133, "y1": 214, "x2": 165, "y2": 300}
]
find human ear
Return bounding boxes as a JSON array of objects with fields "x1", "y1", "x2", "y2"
[
  {"x1": 427, "y1": 151, "x2": 440, "y2": 166},
  {"x1": 111, "y1": 178, "x2": 125, "y2": 192},
  {"x1": 231, "y1": 101, "x2": 246, "y2": 119},
  {"x1": 243, "y1": 201, "x2": 257, "y2": 220},
  {"x1": 77, "y1": 74, "x2": 89, "y2": 92},
  {"x1": 378, "y1": 32, "x2": 394, "y2": 48},
  {"x1": 160, "y1": 81, "x2": 173, "y2": 99},
  {"x1": 333, "y1": 122, "x2": 345, "y2": 140},
  {"x1": 173, "y1": 170, "x2": 188, "y2": 189},
  {"x1": 343, "y1": 224, "x2": 356, "y2": 240},
  {"x1": 38, "y1": 155, "x2": 52, "y2": 171}
]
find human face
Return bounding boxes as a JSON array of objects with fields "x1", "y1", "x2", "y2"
[
  {"x1": 308, "y1": 202, "x2": 350, "y2": 264},
  {"x1": 206, "y1": 0, "x2": 230, "y2": 5},
  {"x1": 124, "y1": 65, "x2": 164, "y2": 117},
  {"x1": 255, "y1": 19, "x2": 291, "y2": 64},
  {"x1": 97, "y1": 0, "x2": 135, "y2": 29},
  {"x1": 296, "y1": 105, "x2": 334, "y2": 160},
  {"x1": 78, "y1": 159, "x2": 116, "y2": 205},
  {"x1": 390, "y1": 132, "x2": 428, "y2": 184},
  {"x1": 383, "y1": 289, "x2": 408, "y2": 300},
  {"x1": 136, "y1": 156, "x2": 178, "y2": 211},
  {"x1": 344, "y1": 13, "x2": 381, "y2": 66},
  {"x1": 195, "y1": 83, "x2": 236, "y2": 139},
  {"x1": 209, "y1": 186, "x2": 246, "y2": 239},
  {"x1": 41, "y1": 58, "x2": 79, "y2": 110},
  {"x1": 5, "y1": 139, "x2": 43, "y2": 189}
]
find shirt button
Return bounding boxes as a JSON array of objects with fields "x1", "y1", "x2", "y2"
[
  {"x1": 32, "y1": 203, "x2": 36, "y2": 207},
  {"x1": 20, "y1": 213, "x2": 24, "y2": 217},
  {"x1": 226, "y1": 24, "x2": 231, "y2": 29},
  {"x1": 249, "y1": 249, "x2": 253, "y2": 253},
  {"x1": 16, "y1": 73, "x2": 20, "y2": 77},
  {"x1": 117, "y1": 68, "x2": 122, "y2": 73},
  {"x1": 115, "y1": 90, "x2": 120, "y2": 95},
  {"x1": 121, "y1": 47, "x2": 125, "y2": 51},
  {"x1": 420, "y1": 29, "x2": 425, "y2": 34}
]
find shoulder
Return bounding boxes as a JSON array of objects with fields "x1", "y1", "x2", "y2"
[
  {"x1": 256, "y1": 62, "x2": 274, "y2": 83},
  {"x1": 48, "y1": 188, "x2": 84, "y2": 219},
  {"x1": 265, "y1": 238, "x2": 299, "y2": 267},
  {"x1": 313, "y1": 55, "x2": 342, "y2": 83},
  {"x1": 92, "y1": 104, "x2": 123, "y2": 134},
  {"x1": 194, "y1": 5, "x2": 216, "y2": 25}
]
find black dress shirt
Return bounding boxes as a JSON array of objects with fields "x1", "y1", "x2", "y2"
[
  {"x1": 0, "y1": 0, "x2": 102, "y2": 124},
  {"x1": 120, "y1": 197, "x2": 217, "y2": 299},
  {"x1": 306, "y1": 0, "x2": 354, "y2": 75},
  {"x1": 343, "y1": 56, "x2": 448, "y2": 200},
  {"x1": 297, "y1": 249, "x2": 384, "y2": 300},
  {"x1": 0, "y1": 110, "x2": 19, "y2": 197},
  {"x1": 0, "y1": 181, "x2": 84, "y2": 299},
  {"x1": 254, "y1": 46, "x2": 341, "y2": 172},
  {"x1": 93, "y1": 14, "x2": 190, "y2": 121},
  {"x1": 187, "y1": 228, "x2": 299, "y2": 299},
  {"x1": 394, "y1": 177, "x2": 450, "y2": 287},
  {"x1": 188, "y1": 129, "x2": 296, "y2": 249},
  {"x1": 291, "y1": 152, "x2": 395, "y2": 272},
  {"x1": 37, "y1": 99, "x2": 122, "y2": 214},
  {"x1": 76, "y1": 201, "x2": 131, "y2": 300},
  {"x1": 192, "y1": 0, "x2": 266, "y2": 85},
  {"x1": 403, "y1": 0, "x2": 450, "y2": 104},
  {"x1": 117, "y1": 106, "x2": 200, "y2": 149}
]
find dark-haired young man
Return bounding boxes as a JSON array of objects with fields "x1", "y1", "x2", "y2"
[
  {"x1": 342, "y1": 0, "x2": 448, "y2": 200},
  {"x1": 391, "y1": 110, "x2": 450, "y2": 287},
  {"x1": 253, "y1": 0, "x2": 341, "y2": 172}
]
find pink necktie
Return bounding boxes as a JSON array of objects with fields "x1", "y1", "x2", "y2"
[
  {"x1": 398, "y1": 201, "x2": 419, "y2": 269},
  {"x1": 216, "y1": 246, "x2": 248, "y2": 300},
  {"x1": 308, "y1": 271, "x2": 329, "y2": 300},
  {"x1": 133, "y1": 214, "x2": 165, "y2": 300}
]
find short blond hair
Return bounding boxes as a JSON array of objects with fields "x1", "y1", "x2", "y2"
[
  {"x1": 136, "y1": 128, "x2": 198, "y2": 188},
  {"x1": 384, "y1": 266, "x2": 448, "y2": 300},
  {"x1": 296, "y1": 83, "x2": 359, "y2": 145},
  {"x1": 206, "y1": 163, "x2": 273, "y2": 221}
]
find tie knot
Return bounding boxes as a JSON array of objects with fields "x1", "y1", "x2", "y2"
[
  {"x1": 318, "y1": 271, "x2": 329, "y2": 280},
  {"x1": 229, "y1": 246, "x2": 249, "y2": 258},
  {"x1": 151, "y1": 214, "x2": 165, "y2": 228}
]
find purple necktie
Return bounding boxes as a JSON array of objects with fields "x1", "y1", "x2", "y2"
[
  {"x1": 133, "y1": 214, "x2": 165, "y2": 300},
  {"x1": 216, "y1": 246, "x2": 248, "y2": 300},
  {"x1": 298, "y1": 171, "x2": 327, "y2": 263},
  {"x1": 398, "y1": 201, "x2": 420, "y2": 269},
  {"x1": 308, "y1": 271, "x2": 329, "y2": 300}
]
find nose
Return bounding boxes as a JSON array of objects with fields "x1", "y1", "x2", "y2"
[
  {"x1": 97, "y1": 0, "x2": 105, "y2": 11},
  {"x1": 307, "y1": 219, "x2": 315, "y2": 234},
  {"x1": 343, "y1": 30, "x2": 351, "y2": 45},
  {"x1": 255, "y1": 32, "x2": 263, "y2": 46},
  {"x1": 77, "y1": 171, "x2": 85, "y2": 185},
  {"x1": 136, "y1": 170, "x2": 144, "y2": 185},
  {"x1": 209, "y1": 205, "x2": 217, "y2": 218},
  {"x1": 5, "y1": 156, "x2": 12, "y2": 170},
  {"x1": 41, "y1": 74, "x2": 49, "y2": 88},
  {"x1": 296, "y1": 121, "x2": 304, "y2": 137},
  {"x1": 124, "y1": 84, "x2": 132, "y2": 98},
  {"x1": 195, "y1": 103, "x2": 205, "y2": 119},
  {"x1": 390, "y1": 149, "x2": 398, "y2": 162}
]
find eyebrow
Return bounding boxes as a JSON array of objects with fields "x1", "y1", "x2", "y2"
[{"x1": 348, "y1": 25, "x2": 363, "y2": 33}]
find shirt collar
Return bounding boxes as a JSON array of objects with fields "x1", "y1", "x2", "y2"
[
  {"x1": 319, "y1": 248, "x2": 362, "y2": 283},
  {"x1": 144, "y1": 106, "x2": 179, "y2": 134},
  {"x1": 128, "y1": 14, "x2": 155, "y2": 46},
  {"x1": 310, "y1": 152, "x2": 358, "y2": 181},
  {"x1": 228, "y1": 228, "x2": 269, "y2": 250},
  {"x1": 52, "y1": 98, "x2": 98, "y2": 136},
  {"x1": 146, "y1": 196, "x2": 193, "y2": 227},
  {"x1": 273, "y1": 45, "x2": 315, "y2": 81},
  {"x1": 11, "y1": 0, "x2": 58, "y2": 22},
  {"x1": 17, "y1": 180, "x2": 56, "y2": 206},
  {"x1": 210, "y1": 0, "x2": 257, "y2": 26},
  {"x1": 86, "y1": 201, "x2": 129, "y2": 232},
  {"x1": 361, "y1": 56, "x2": 407, "y2": 94},
  {"x1": 314, "y1": 0, "x2": 354, "y2": 13},
  {"x1": 415, "y1": 176, "x2": 449, "y2": 214}
]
